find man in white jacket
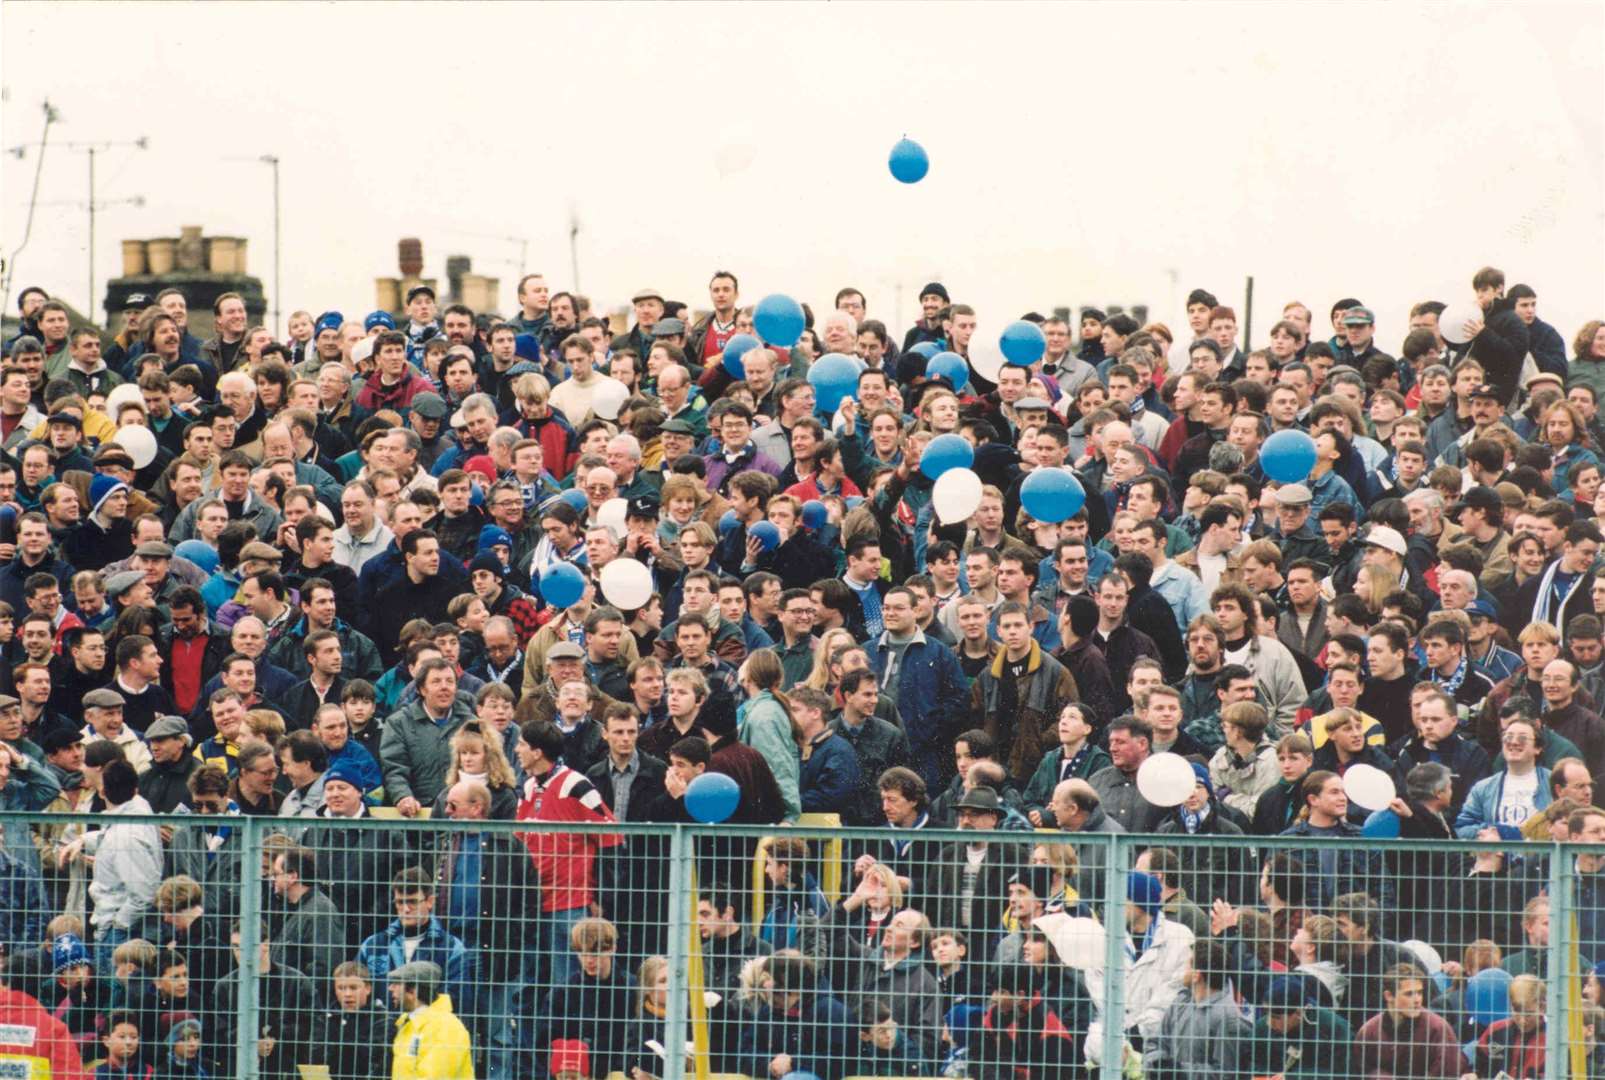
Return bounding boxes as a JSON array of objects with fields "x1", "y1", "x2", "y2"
[
  {"x1": 1038, "y1": 869, "x2": 1196, "y2": 1068},
  {"x1": 65, "y1": 759, "x2": 161, "y2": 975}
]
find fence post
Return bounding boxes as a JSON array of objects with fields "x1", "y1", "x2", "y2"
[
  {"x1": 664, "y1": 824, "x2": 691, "y2": 1080},
  {"x1": 1099, "y1": 832, "x2": 1127, "y2": 1080},
  {"x1": 234, "y1": 815, "x2": 262, "y2": 1080},
  {"x1": 1547, "y1": 841, "x2": 1573, "y2": 1080}
]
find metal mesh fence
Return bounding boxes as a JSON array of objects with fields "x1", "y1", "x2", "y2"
[{"x1": 6, "y1": 812, "x2": 1604, "y2": 1079}]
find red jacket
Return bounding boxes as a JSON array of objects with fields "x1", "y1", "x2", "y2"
[
  {"x1": 516, "y1": 764, "x2": 619, "y2": 913},
  {"x1": 0, "y1": 987, "x2": 90, "y2": 1080}
]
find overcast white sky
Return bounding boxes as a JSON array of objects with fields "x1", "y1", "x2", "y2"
[{"x1": 4, "y1": 1, "x2": 1602, "y2": 350}]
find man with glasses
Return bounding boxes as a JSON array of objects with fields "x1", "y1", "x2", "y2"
[
  {"x1": 774, "y1": 588, "x2": 817, "y2": 690},
  {"x1": 230, "y1": 743, "x2": 283, "y2": 816},
  {"x1": 1537, "y1": 659, "x2": 1605, "y2": 785},
  {"x1": 1456, "y1": 719, "x2": 1551, "y2": 836}
]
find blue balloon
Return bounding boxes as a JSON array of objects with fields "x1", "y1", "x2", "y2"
[
  {"x1": 888, "y1": 137, "x2": 929, "y2": 184},
  {"x1": 1000, "y1": 320, "x2": 1047, "y2": 366},
  {"x1": 807, "y1": 353, "x2": 861, "y2": 413},
  {"x1": 928, "y1": 351, "x2": 970, "y2": 391},
  {"x1": 800, "y1": 500, "x2": 828, "y2": 531},
  {"x1": 559, "y1": 489, "x2": 590, "y2": 514},
  {"x1": 174, "y1": 539, "x2": 218, "y2": 574},
  {"x1": 921, "y1": 433, "x2": 975, "y2": 481},
  {"x1": 1362, "y1": 809, "x2": 1402, "y2": 839},
  {"x1": 1465, "y1": 968, "x2": 1512, "y2": 1028},
  {"x1": 686, "y1": 771, "x2": 741, "y2": 823},
  {"x1": 1261, "y1": 429, "x2": 1318, "y2": 484},
  {"x1": 538, "y1": 562, "x2": 587, "y2": 608},
  {"x1": 753, "y1": 294, "x2": 806, "y2": 349},
  {"x1": 718, "y1": 510, "x2": 741, "y2": 538},
  {"x1": 722, "y1": 333, "x2": 761, "y2": 379},
  {"x1": 908, "y1": 341, "x2": 941, "y2": 361},
  {"x1": 749, "y1": 520, "x2": 782, "y2": 552},
  {"x1": 1019, "y1": 468, "x2": 1087, "y2": 524}
]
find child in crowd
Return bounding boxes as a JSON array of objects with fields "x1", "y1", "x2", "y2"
[
  {"x1": 541, "y1": 918, "x2": 636, "y2": 1079},
  {"x1": 854, "y1": 999, "x2": 923, "y2": 1077},
  {"x1": 94, "y1": 1012, "x2": 151, "y2": 1080},
  {"x1": 341, "y1": 679, "x2": 382, "y2": 760},
  {"x1": 157, "y1": 1018, "x2": 206, "y2": 1080},
  {"x1": 313, "y1": 962, "x2": 390, "y2": 1080}
]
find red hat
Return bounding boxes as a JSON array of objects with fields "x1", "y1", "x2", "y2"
[
  {"x1": 464, "y1": 455, "x2": 499, "y2": 486},
  {"x1": 550, "y1": 1039, "x2": 590, "y2": 1077}
]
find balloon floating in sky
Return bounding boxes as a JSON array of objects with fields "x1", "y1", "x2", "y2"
[
  {"x1": 1019, "y1": 468, "x2": 1086, "y2": 523},
  {"x1": 722, "y1": 333, "x2": 761, "y2": 379},
  {"x1": 1261, "y1": 429, "x2": 1318, "y2": 484},
  {"x1": 753, "y1": 294, "x2": 806, "y2": 349},
  {"x1": 538, "y1": 563, "x2": 587, "y2": 609},
  {"x1": 999, "y1": 320, "x2": 1047, "y2": 366},
  {"x1": 686, "y1": 772, "x2": 741, "y2": 823},
  {"x1": 888, "y1": 138, "x2": 929, "y2": 184}
]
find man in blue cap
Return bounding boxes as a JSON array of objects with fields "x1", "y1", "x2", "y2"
[
  {"x1": 365, "y1": 310, "x2": 396, "y2": 334},
  {"x1": 1468, "y1": 595, "x2": 1522, "y2": 681}
]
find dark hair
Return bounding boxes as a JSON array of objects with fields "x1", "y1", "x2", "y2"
[
  {"x1": 103, "y1": 759, "x2": 139, "y2": 804},
  {"x1": 668, "y1": 736, "x2": 711, "y2": 768}
]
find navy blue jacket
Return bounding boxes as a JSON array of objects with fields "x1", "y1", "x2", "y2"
[{"x1": 866, "y1": 631, "x2": 968, "y2": 789}]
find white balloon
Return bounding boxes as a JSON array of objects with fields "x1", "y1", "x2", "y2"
[
  {"x1": 1343, "y1": 763, "x2": 1397, "y2": 810},
  {"x1": 113, "y1": 424, "x2": 158, "y2": 469},
  {"x1": 590, "y1": 377, "x2": 630, "y2": 420},
  {"x1": 105, "y1": 383, "x2": 146, "y2": 418},
  {"x1": 967, "y1": 322, "x2": 1008, "y2": 384},
  {"x1": 1136, "y1": 752, "x2": 1197, "y2": 808},
  {"x1": 597, "y1": 498, "x2": 629, "y2": 536},
  {"x1": 931, "y1": 467, "x2": 983, "y2": 524},
  {"x1": 1439, "y1": 304, "x2": 1483, "y2": 345},
  {"x1": 599, "y1": 558, "x2": 654, "y2": 610}
]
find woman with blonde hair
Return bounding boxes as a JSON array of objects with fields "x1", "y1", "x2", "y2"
[
  {"x1": 737, "y1": 648, "x2": 801, "y2": 822},
  {"x1": 626, "y1": 955, "x2": 675, "y2": 1080},
  {"x1": 432, "y1": 721, "x2": 520, "y2": 818},
  {"x1": 803, "y1": 627, "x2": 857, "y2": 692},
  {"x1": 1356, "y1": 563, "x2": 1397, "y2": 615}
]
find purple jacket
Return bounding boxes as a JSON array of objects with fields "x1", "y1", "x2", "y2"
[{"x1": 703, "y1": 443, "x2": 782, "y2": 494}]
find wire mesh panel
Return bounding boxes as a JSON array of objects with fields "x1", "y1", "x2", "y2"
[{"x1": 9, "y1": 811, "x2": 1605, "y2": 1080}]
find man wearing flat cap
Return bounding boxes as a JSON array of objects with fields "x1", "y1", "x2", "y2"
[
  {"x1": 137, "y1": 716, "x2": 199, "y2": 812},
  {"x1": 611, "y1": 287, "x2": 665, "y2": 362},
  {"x1": 388, "y1": 960, "x2": 473, "y2": 1080}
]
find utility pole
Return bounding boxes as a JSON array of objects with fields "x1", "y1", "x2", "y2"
[
  {"x1": 0, "y1": 100, "x2": 60, "y2": 320},
  {"x1": 262, "y1": 155, "x2": 280, "y2": 335},
  {"x1": 7, "y1": 132, "x2": 149, "y2": 315},
  {"x1": 568, "y1": 209, "x2": 581, "y2": 293}
]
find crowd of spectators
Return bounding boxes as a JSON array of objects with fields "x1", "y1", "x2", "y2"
[{"x1": 2, "y1": 266, "x2": 1604, "y2": 1079}]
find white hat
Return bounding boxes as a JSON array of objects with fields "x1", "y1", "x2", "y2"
[{"x1": 1363, "y1": 525, "x2": 1408, "y2": 557}]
